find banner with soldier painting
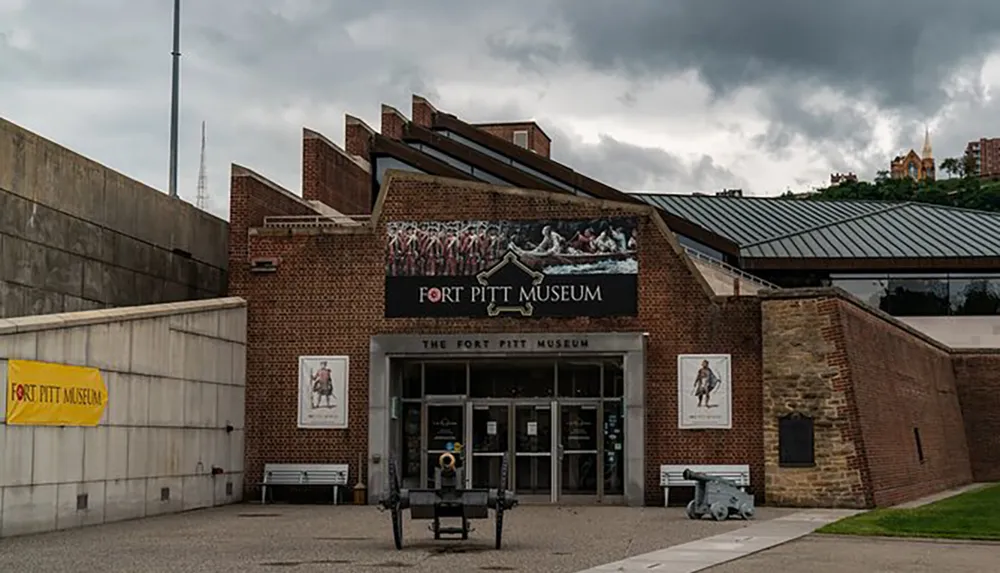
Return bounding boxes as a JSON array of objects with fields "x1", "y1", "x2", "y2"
[
  {"x1": 677, "y1": 354, "x2": 732, "y2": 430},
  {"x1": 384, "y1": 218, "x2": 639, "y2": 318},
  {"x1": 298, "y1": 356, "x2": 349, "y2": 429}
]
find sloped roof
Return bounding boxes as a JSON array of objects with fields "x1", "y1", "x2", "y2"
[
  {"x1": 631, "y1": 193, "x2": 1000, "y2": 260},
  {"x1": 631, "y1": 193, "x2": 893, "y2": 245},
  {"x1": 741, "y1": 202, "x2": 1000, "y2": 259}
]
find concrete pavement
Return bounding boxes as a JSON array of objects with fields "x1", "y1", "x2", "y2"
[{"x1": 576, "y1": 510, "x2": 861, "y2": 572}]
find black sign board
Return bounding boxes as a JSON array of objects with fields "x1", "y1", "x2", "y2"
[{"x1": 384, "y1": 218, "x2": 639, "y2": 318}]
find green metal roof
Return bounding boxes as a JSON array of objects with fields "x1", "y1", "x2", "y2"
[
  {"x1": 632, "y1": 193, "x2": 893, "y2": 245},
  {"x1": 630, "y1": 193, "x2": 1000, "y2": 259},
  {"x1": 741, "y1": 202, "x2": 1000, "y2": 259}
]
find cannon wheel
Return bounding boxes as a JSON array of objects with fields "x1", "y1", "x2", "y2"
[
  {"x1": 495, "y1": 454, "x2": 509, "y2": 550},
  {"x1": 738, "y1": 503, "x2": 754, "y2": 520},
  {"x1": 709, "y1": 502, "x2": 728, "y2": 522},
  {"x1": 388, "y1": 458, "x2": 404, "y2": 550},
  {"x1": 685, "y1": 500, "x2": 699, "y2": 520}
]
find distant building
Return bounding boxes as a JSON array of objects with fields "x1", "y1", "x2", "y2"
[
  {"x1": 890, "y1": 127, "x2": 935, "y2": 182},
  {"x1": 830, "y1": 172, "x2": 858, "y2": 185},
  {"x1": 964, "y1": 137, "x2": 1000, "y2": 180}
]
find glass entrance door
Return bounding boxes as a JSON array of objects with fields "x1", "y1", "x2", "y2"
[
  {"x1": 559, "y1": 404, "x2": 600, "y2": 498},
  {"x1": 513, "y1": 404, "x2": 554, "y2": 500},
  {"x1": 470, "y1": 404, "x2": 509, "y2": 488},
  {"x1": 424, "y1": 402, "x2": 465, "y2": 487}
]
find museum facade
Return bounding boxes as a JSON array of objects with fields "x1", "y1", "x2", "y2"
[{"x1": 229, "y1": 167, "x2": 1000, "y2": 510}]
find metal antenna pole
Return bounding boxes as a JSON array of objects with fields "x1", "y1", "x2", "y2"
[
  {"x1": 168, "y1": 0, "x2": 181, "y2": 197},
  {"x1": 196, "y1": 121, "x2": 208, "y2": 210}
]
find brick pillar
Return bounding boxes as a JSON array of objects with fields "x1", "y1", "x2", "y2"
[
  {"x1": 412, "y1": 95, "x2": 436, "y2": 128},
  {"x1": 345, "y1": 115, "x2": 374, "y2": 158},
  {"x1": 380, "y1": 105, "x2": 406, "y2": 140}
]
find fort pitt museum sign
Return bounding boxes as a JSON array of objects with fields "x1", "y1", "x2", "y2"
[{"x1": 384, "y1": 217, "x2": 639, "y2": 318}]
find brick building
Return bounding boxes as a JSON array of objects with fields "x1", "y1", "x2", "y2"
[
  {"x1": 228, "y1": 96, "x2": 1000, "y2": 509},
  {"x1": 965, "y1": 137, "x2": 1000, "y2": 180}
]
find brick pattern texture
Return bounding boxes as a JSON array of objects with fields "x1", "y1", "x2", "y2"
[
  {"x1": 301, "y1": 133, "x2": 371, "y2": 216},
  {"x1": 953, "y1": 352, "x2": 1000, "y2": 481},
  {"x1": 839, "y1": 301, "x2": 972, "y2": 507},
  {"x1": 229, "y1": 171, "x2": 765, "y2": 506},
  {"x1": 475, "y1": 124, "x2": 551, "y2": 158}
]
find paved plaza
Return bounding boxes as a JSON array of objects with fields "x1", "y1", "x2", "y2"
[
  {"x1": 0, "y1": 502, "x2": 996, "y2": 572},
  {"x1": 0, "y1": 503, "x2": 794, "y2": 573}
]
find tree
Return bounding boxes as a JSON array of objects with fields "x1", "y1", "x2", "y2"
[{"x1": 940, "y1": 157, "x2": 961, "y2": 178}]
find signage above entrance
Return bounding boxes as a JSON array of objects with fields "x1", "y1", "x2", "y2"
[
  {"x1": 384, "y1": 217, "x2": 639, "y2": 318},
  {"x1": 419, "y1": 336, "x2": 594, "y2": 352}
]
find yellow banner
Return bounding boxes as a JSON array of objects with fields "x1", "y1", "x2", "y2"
[{"x1": 5, "y1": 360, "x2": 108, "y2": 426}]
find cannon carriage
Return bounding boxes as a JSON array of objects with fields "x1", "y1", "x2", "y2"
[
  {"x1": 378, "y1": 450, "x2": 518, "y2": 549},
  {"x1": 682, "y1": 468, "x2": 755, "y2": 521}
]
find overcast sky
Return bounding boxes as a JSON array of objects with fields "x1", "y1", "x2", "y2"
[{"x1": 3, "y1": 0, "x2": 1000, "y2": 220}]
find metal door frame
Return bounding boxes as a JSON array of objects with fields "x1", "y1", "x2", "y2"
[{"x1": 422, "y1": 397, "x2": 466, "y2": 489}]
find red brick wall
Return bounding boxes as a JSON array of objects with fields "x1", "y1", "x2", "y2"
[
  {"x1": 301, "y1": 130, "x2": 371, "y2": 215},
  {"x1": 839, "y1": 301, "x2": 972, "y2": 507},
  {"x1": 345, "y1": 115, "x2": 374, "y2": 159},
  {"x1": 475, "y1": 123, "x2": 551, "y2": 158},
  {"x1": 953, "y1": 352, "x2": 1000, "y2": 481},
  {"x1": 233, "y1": 172, "x2": 764, "y2": 505}
]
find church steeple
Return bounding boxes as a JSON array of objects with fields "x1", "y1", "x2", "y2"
[{"x1": 922, "y1": 125, "x2": 933, "y2": 159}]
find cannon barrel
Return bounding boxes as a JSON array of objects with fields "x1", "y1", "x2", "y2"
[
  {"x1": 682, "y1": 469, "x2": 715, "y2": 482},
  {"x1": 438, "y1": 452, "x2": 456, "y2": 472}
]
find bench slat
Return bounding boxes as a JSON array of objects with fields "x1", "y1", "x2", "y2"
[
  {"x1": 659, "y1": 464, "x2": 750, "y2": 487},
  {"x1": 263, "y1": 463, "x2": 350, "y2": 486}
]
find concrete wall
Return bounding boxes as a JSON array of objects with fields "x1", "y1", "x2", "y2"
[
  {"x1": 689, "y1": 257, "x2": 769, "y2": 296},
  {"x1": 0, "y1": 118, "x2": 230, "y2": 319},
  {"x1": 898, "y1": 316, "x2": 1000, "y2": 348},
  {"x1": 0, "y1": 297, "x2": 246, "y2": 538}
]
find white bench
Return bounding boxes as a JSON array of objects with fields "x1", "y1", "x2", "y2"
[
  {"x1": 260, "y1": 463, "x2": 350, "y2": 505},
  {"x1": 659, "y1": 464, "x2": 750, "y2": 507}
]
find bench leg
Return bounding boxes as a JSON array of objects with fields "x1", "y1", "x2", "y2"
[
  {"x1": 333, "y1": 485, "x2": 340, "y2": 506},
  {"x1": 664, "y1": 487, "x2": 669, "y2": 508},
  {"x1": 261, "y1": 485, "x2": 267, "y2": 505}
]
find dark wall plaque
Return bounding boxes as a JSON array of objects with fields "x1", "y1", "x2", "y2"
[{"x1": 778, "y1": 413, "x2": 815, "y2": 467}]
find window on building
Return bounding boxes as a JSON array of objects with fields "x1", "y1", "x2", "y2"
[
  {"x1": 882, "y1": 276, "x2": 950, "y2": 316},
  {"x1": 830, "y1": 274, "x2": 889, "y2": 309},
  {"x1": 949, "y1": 275, "x2": 1000, "y2": 315},
  {"x1": 512, "y1": 130, "x2": 529, "y2": 149},
  {"x1": 778, "y1": 413, "x2": 815, "y2": 467}
]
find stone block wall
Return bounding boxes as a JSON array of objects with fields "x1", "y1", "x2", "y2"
[
  {"x1": 762, "y1": 289, "x2": 977, "y2": 509},
  {"x1": 0, "y1": 297, "x2": 246, "y2": 538},
  {"x1": 761, "y1": 295, "x2": 869, "y2": 508},
  {"x1": 0, "y1": 118, "x2": 229, "y2": 319}
]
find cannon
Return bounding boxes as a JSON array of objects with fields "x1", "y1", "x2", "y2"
[
  {"x1": 377, "y1": 450, "x2": 517, "y2": 550},
  {"x1": 682, "y1": 468, "x2": 755, "y2": 521}
]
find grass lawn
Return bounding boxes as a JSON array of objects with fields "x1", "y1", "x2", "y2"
[{"x1": 817, "y1": 484, "x2": 1000, "y2": 541}]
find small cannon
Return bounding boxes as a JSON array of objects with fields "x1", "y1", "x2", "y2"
[
  {"x1": 377, "y1": 450, "x2": 517, "y2": 550},
  {"x1": 682, "y1": 468, "x2": 755, "y2": 521}
]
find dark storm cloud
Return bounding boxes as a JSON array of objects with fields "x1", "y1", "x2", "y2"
[
  {"x1": 548, "y1": 128, "x2": 747, "y2": 194},
  {"x1": 520, "y1": 0, "x2": 1000, "y2": 113}
]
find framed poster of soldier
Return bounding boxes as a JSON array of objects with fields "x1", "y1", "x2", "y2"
[
  {"x1": 297, "y1": 356, "x2": 349, "y2": 429},
  {"x1": 383, "y1": 217, "x2": 639, "y2": 318},
  {"x1": 677, "y1": 354, "x2": 732, "y2": 430}
]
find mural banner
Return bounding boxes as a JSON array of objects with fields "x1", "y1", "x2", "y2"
[
  {"x1": 5, "y1": 360, "x2": 107, "y2": 426},
  {"x1": 298, "y1": 356, "x2": 349, "y2": 429},
  {"x1": 677, "y1": 354, "x2": 732, "y2": 430},
  {"x1": 384, "y1": 218, "x2": 639, "y2": 318}
]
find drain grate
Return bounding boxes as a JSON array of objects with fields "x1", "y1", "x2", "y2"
[
  {"x1": 261, "y1": 559, "x2": 353, "y2": 567},
  {"x1": 238, "y1": 513, "x2": 282, "y2": 518},
  {"x1": 372, "y1": 562, "x2": 413, "y2": 568}
]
